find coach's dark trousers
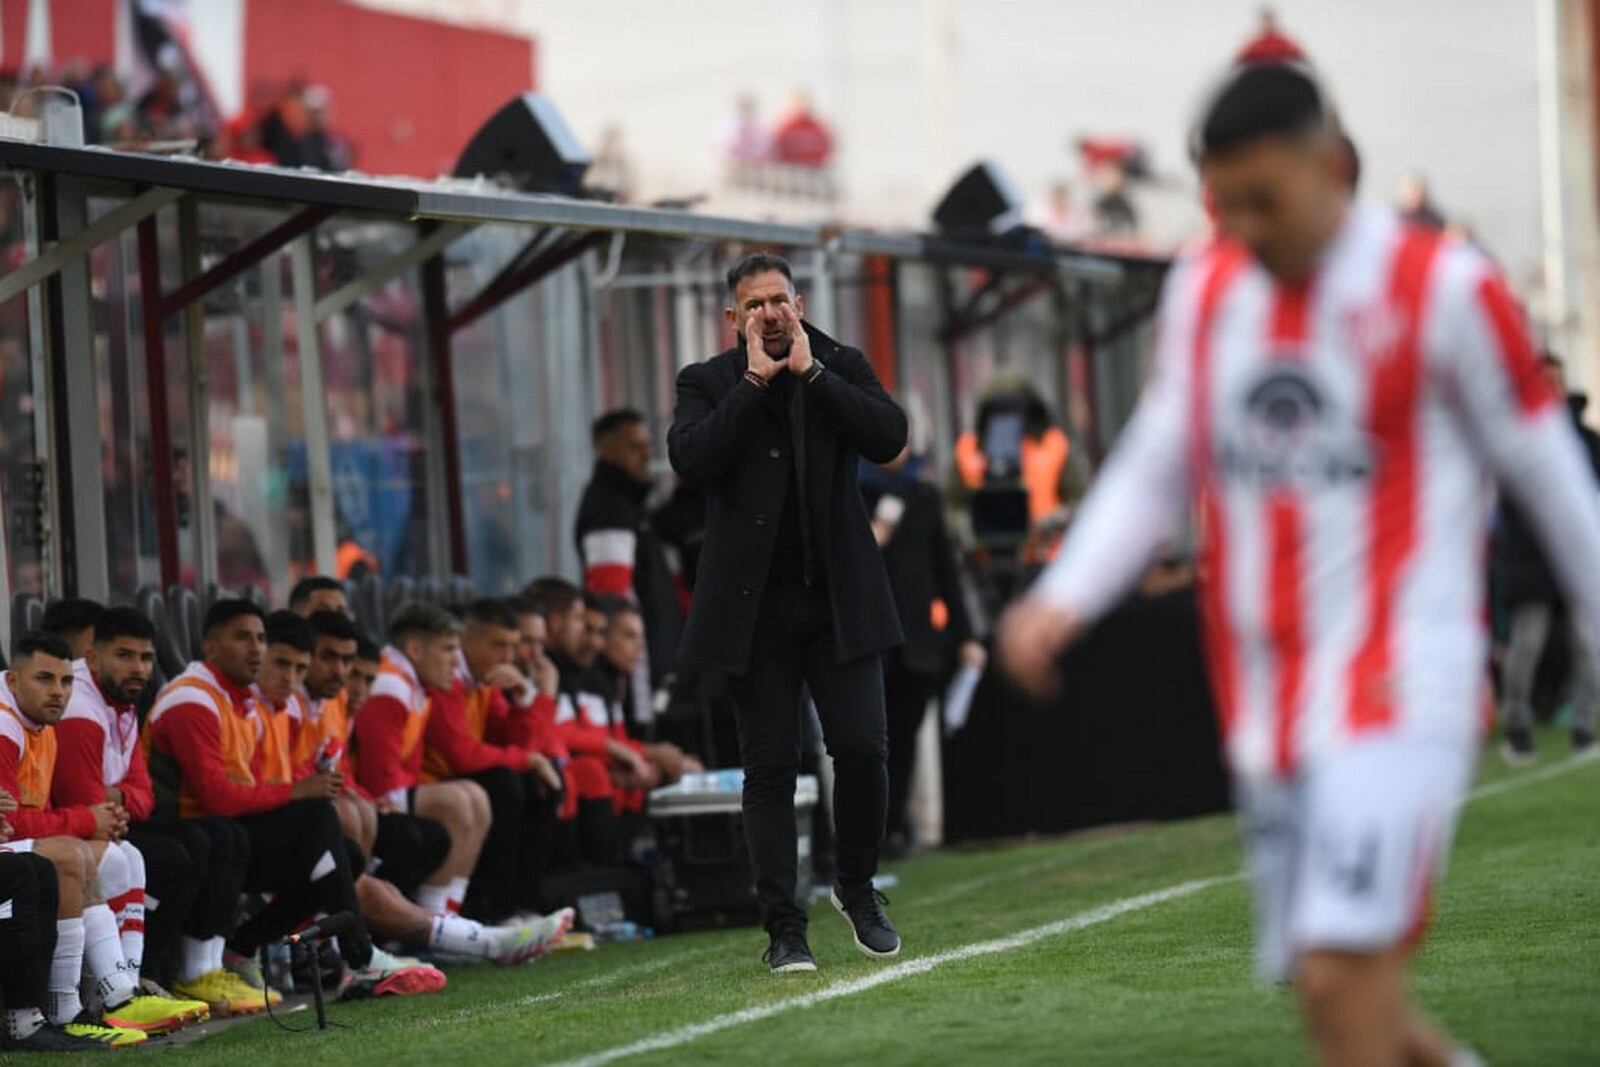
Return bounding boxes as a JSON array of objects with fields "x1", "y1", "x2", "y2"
[{"x1": 729, "y1": 578, "x2": 888, "y2": 934}]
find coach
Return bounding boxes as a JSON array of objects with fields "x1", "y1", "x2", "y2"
[{"x1": 668, "y1": 252, "x2": 907, "y2": 974}]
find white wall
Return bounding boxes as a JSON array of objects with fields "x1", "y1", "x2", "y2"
[{"x1": 358, "y1": 0, "x2": 1544, "y2": 283}]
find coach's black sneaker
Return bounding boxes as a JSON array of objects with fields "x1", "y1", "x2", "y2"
[
  {"x1": 762, "y1": 928, "x2": 817, "y2": 974},
  {"x1": 832, "y1": 885, "x2": 901, "y2": 959},
  {"x1": 1499, "y1": 726, "x2": 1536, "y2": 768},
  {"x1": 1574, "y1": 728, "x2": 1597, "y2": 760}
]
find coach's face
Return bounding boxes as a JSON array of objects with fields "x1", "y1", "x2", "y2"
[{"x1": 727, "y1": 271, "x2": 805, "y2": 359}]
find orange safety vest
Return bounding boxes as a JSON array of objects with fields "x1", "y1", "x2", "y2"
[
  {"x1": 146, "y1": 674, "x2": 262, "y2": 819},
  {"x1": 291, "y1": 691, "x2": 350, "y2": 770},
  {"x1": 420, "y1": 683, "x2": 494, "y2": 784},
  {"x1": 255, "y1": 700, "x2": 296, "y2": 787},
  {"x1": 0, "y1": 704, "x2": 55, "y2": 810},
  {"x1": 955, "y1": 426, "x2": 1070, "y2": 521},
  {"x1": 360, "y1": 658, "x2": 429, "y2": 786}
]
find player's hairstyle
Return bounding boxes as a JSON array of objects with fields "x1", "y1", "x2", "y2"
[
  {"x1": 12, "y1": 629, "x2": 73, "y2": 664},
  {"x1": 591, "y1": 408, "x2": 645, "y2": 445},
  {"x1": 355, "y1": 635, "x2": 381, "y2": 662},
  {"x1": 289, "y1": 575, "x2": 345, "y2": 610},
  {"x1": 93, "y1": 607, "x2": 156, "y2": 646},
  {"x1": 41, "y1": 597, "x2": 104, "y2": 637},
  {"x1": 505, "y1": 594, "x2": 539, "y2": 619},
  {"x1": 462, "y1": 598, "x2": 521, "y2": 632},
  {"x1": 1192, "y1": 62, "x2": 1334, "y2": 160},
  {"x1": 387, "y1": 602, "x2": 462, "y2": 644},
  {"x1": 264, "y1": 610, "x2": 314, "y2": 654},
  {"x1": 307, "y1": 609, "x2": 359, "y2": 644},
  {"x1": 520, "y1": 577, "x2": 583, "y2": 619},
  {"x1": 202, "y1": 598, "x2": 265, "y2": 638},
  {"x1": 726, "y1": 252, "x2": 794, "y2": 296}
]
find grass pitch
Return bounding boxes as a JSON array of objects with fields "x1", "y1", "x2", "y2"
[{"x1": 59, "y1": 729, "x2": 1600, "y2": 1066}]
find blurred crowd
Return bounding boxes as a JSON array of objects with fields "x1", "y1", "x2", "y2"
[{"x1": 0, "y1": 59, "x2": 351, "y2": 172}]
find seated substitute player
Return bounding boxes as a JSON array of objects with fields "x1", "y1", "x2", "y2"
[
  {"x1": 3, "y1": 781, "x2": 162, "y2": 1051},
  {"x1": 39, "y1": 598, "x2": 104, "y2": 662},
  {"x1": 590, "y1": 598, "x2": 701, "y2": 787},
  {"x1": 347, "y1": 635, "x2": 381, "y2": 715},
  {"x1": 144, "y1": 599, "x2": 377, "y2": 1009},
  {"x1": 996, "y1": 61, "x2": 1600, "y2": 1067},
  {"x1": 294, "y1": 609, "x2": 560, "y2": 965},
  {"x1": 53, "y1": 608, "x2": 220, "y2": 996},
  {"x1": 354, "y1": 602, "x2": 572, "y2": 948},
  {"x1": 288, "y1": 575, "x2": 350, "y2": 618},
  {"x1": 525, "y1": 578, "x2": 641, "y2": 864},
  {"x1": 422, "y1": 598, "x2": 565, "y2": 919},
  {"x1": 0, "y1": 632, "x2": 207, "y2": 1036}
]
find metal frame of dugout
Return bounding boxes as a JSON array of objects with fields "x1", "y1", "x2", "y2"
[{"x1": 0, "y1": 137, "x2": 1167, "y2": 656}]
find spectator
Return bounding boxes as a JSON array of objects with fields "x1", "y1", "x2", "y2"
[
  {"x1": 300, "y1": 85, "x2": 352, "y2": 172},
  {"x1": 771, "y1": 91, "x2": 835, "y2": 168},
  {"x1": 1398, "y1": 173, "x2": 1446, "y2": 230},
  {"x1": 1035, "y1": 180, "x2": 1085, "y2": 243},
  {"x1": 721, "y1": 93, "x2": 771, "y2": 167},
  {"x1": 589, "y1": 123, "x2": 636, "y2": 202},
  {"x1": 861, "y1": 445, "x2": 986, "y2": 855}
]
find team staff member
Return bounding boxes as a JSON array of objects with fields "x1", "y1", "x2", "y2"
[
  {"x1": 997, "y1": 61, "x2": 1597, "y2": 1067},
  {"x1": 668, "y1": 252, "x2": 907, "y2": 973},
  {"x1": 144, "y1": 600, "x2": 374, "y2": 999},
  {"x1": 576, "y1": 409, "x2": 686, "y2": 717}
]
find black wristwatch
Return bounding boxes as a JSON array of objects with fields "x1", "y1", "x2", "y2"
[{"x1": 805, "y1": 358, "x2": 826, "y2": 384}]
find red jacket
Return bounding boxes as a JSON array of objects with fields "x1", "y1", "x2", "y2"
[
  {"x1": 351, "y1": 649, "x2": 430, "y2": 803},
  {"x1": 144, "y1": 663, "x2": 293, "y2": 819},
  {"x1": 0, "y1": 700, "x2": 96, "y2": 839},
  {"x1": 53, "y1": 665, "x2": 154, "y2": 822}
]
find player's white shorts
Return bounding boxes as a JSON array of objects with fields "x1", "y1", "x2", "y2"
[
  {"x1": 1235, "y1": 738, "x2": 1475, "y2": 984},
  {"x1": 0, "y1": 838, "x2": 34, "y2": 854}
]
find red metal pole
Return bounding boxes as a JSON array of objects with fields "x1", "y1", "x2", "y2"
[{"x1": 137, "y1": 215, "x2": 183, "y2": 591}]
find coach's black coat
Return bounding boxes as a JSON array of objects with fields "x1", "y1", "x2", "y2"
[{"x1": 668, "y1": 322, "x2": 908, "y2": 675}]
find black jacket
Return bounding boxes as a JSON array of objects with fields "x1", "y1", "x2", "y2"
[
  {"x1": 1493, "y1": 395, "x2": 1600, "y2": 607},
  {"x1": 861, "y1": 465, "x2": 974, "y2": 675},
  {"x1": 574, "y1": 460, "x2": 684, "y2": 686},
  {"x1": 668, "y1": 322, "x2": 908, "y2": 675}
]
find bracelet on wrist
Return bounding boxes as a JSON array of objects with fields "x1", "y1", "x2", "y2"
[{"x1": 744, "y1": 370, "x2": 769, "y2": 388}]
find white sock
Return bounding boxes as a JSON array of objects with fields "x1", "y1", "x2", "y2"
[
  {"x1": 416, "y1": 883, "x2": 451, "y2": 916},
  {"x1": 179, "y1": 937, "x2": 213, "y2": 983},
  {"x1": 83, "y1": 903, "x2": 138, "y2": 1011},
  {"x1": 444, "y1": 876, "x2": 469, "y2": 914},
  {"x1": 210, "y1": 936, "x2": 226, "y2": 973},
  {"x1": 427, "y1": 914, "x2": 492, "y2": 958},
  {"x1": 5, "y1": 1007, "x2": 45, "y2": 1041},
  {"x1": 48, "y1": 918, "x2": 85, "y2": 1025},
  {"x1": 110, "y1": 843, "x2": 147, "y2": 981}
]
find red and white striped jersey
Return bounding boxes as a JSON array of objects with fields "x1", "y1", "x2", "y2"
[{"x1": 1035, "y1": 202, "x2": 1600, "y2": 779}]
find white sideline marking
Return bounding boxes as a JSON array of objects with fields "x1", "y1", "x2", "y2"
[
  {"x1": 1467, "y1": 752, "x2": 1593, "y2": 801},
  {"x1": 549, "y1": 751, "x2": 1593, "y2": 1066},
  {"x1": 548, "y1": 876, "x2": 1235, "y2": 1067}
]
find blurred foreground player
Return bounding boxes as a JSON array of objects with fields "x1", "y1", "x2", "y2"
[{"x1": 998, "y1": 62, "x2": 1600, "y2": 1067}]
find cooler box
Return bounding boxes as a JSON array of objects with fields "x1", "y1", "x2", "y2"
[{"x1": 649, "y1": 770, "x2": 818, "y2": 931}]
